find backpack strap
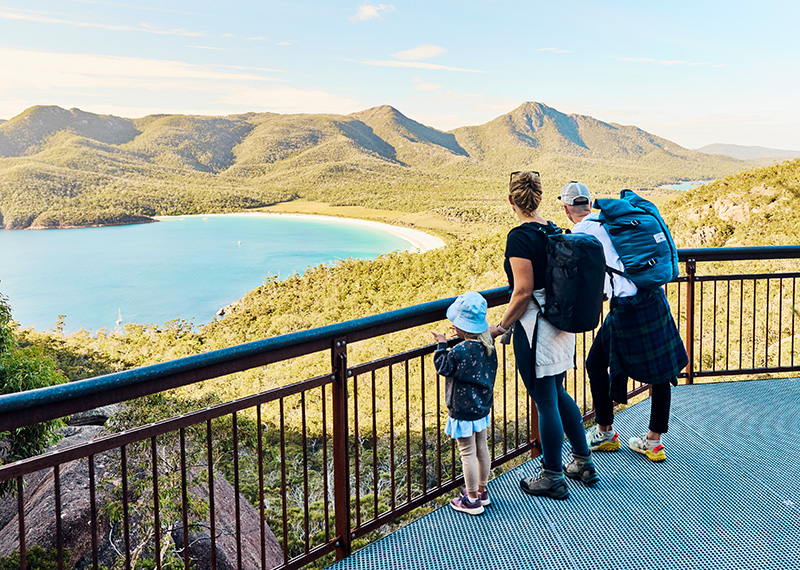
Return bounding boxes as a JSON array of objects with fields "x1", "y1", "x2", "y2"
[
  {"x1": 527, "y1": 300, "x2": 541, "y2": 375},
  {"x1": 530, "y1": 310, "x2": 540, "y2": 372},
  {"x1": 605, "y1": 267, "x2": 620, "y2": 298},
  {"x1": 583, "y1": 218, "x2": 623, "y2": 295},
  {"x1": 524, "y1": 220, "x2": 563, "y2": 236},
  {"x1": 522, "y1": 222, "x2": 561, "y2": 302}
]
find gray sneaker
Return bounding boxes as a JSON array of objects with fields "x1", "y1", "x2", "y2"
[
  {"x1": 520, "y1": 465, "x2": 569, "y2": 500},
  {"x1": 586, "y1": 424, "x2": 621, "y2": 452},
  {"x1": 564, "y1": 452, "x2": 600, "y2": 486}
]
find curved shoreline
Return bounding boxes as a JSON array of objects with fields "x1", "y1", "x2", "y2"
[{"x1": 154, "y1": 212, "x2": 446, "y2": 253}]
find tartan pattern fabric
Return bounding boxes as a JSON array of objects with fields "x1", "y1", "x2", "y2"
[{"x1": 601, "y1": 287, "x2": 688, "y2": 403}]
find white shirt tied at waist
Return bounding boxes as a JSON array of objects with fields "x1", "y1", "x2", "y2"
[
  {"x1": 517, "y1": 293, "x2": 575, "y2": 378},
  {"x1": 572, "y1": 212, "x2": 638, "y2": 299}
]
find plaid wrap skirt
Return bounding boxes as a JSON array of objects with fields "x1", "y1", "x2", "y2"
[{"x1": 601, "y1": 287, "x2": 689, "y2": 403}]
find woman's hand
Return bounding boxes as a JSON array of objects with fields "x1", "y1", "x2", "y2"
[
  {"x1": 431, "y1": 331, "x2": 447, "y2": 343},
  {"x1": 489, "y1": 324, "x2": 504, "y2": 338}
]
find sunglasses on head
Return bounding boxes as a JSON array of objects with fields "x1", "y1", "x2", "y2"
[{"x1": 510, "y1": 170, "x2": 540, "y2": 181}]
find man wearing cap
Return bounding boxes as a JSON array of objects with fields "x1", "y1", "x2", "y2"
[{"x1": 560, "y1": 181, "x2": 678, "y2": 463}]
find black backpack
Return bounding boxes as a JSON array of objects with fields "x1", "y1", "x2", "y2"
[{"x1": 531, "y1": 223, "x2": 606, "y2": 333}]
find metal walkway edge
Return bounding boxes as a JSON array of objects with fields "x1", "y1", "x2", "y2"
[{"x1": 328, "y1": 377, "x2": 800, "y2": 570}]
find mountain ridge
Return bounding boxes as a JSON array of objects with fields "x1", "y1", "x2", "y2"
[
  {"x1": 0, "y1": 102, "x2": 753, "y2": 229},
  {"x1": 695, "y1": 143, "x2": 800, "y2": 161}
]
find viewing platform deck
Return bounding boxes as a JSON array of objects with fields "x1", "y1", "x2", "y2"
[
  {"x1": 329, "y1": 377, "x2": 800, "y2": 570},
  {"x1": 2, "y1": 245, "x2": 800, "y2": 570}
]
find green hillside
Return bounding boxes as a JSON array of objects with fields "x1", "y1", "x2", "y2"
[
  {"x1": 0, "y1": 105, "x2": 139, "y2": 157},
  {"x1": 0, "y1": 102, "x2": 753, "y2": 229},
  {"x1": 664, "y1": 158, "x2": 800, "y2": 248},
  {"x1": 451, "y1": 102, "x2": 745, "y2": 189},
  {"x1": 123, "y1": 115, "x2": 255, "y2": 172},
  {"x1": 352, "y1": 105, "x2": 470, "y2": 166}
]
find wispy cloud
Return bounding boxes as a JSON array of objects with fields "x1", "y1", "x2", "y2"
[
  {"x1": 609, "y1": 55, "x2": 725, "y2": 67},
  {"x1": 354, "y1": 42, "x2": 481, "y2": 73},
  {"x1": 538, "y1": 48, "x2": 572, "y2": 54},
  {"x1": 72, "y1": 0, "x2": 207, "y2": 17},
  {"x1": 393, "y1": 44, "x2": 446, "y2": 61},
  {"x1": 0, "y1": 48, "x2": 283, "y2": 85},
  {"x1": 188, "y1": 45, "x2": 228, "y2": 51},
  {"x1": 0, "y1": 7, "x2": 206, "y2": 37},
  {"x1": 222, "y1": 64, "x2": 286, "y2": 74},
  {"x1": 350, "y1": 3, "x2": 395, "y2": 23},
  {"x1": 357, "y1": 60, "x2": 484, "y2": 73},
  {"x1": 0, "y1": 47, "x2": 361, "y2": 119},
  {"x1": 412, "y1": 77, "x2": 444, "y2": 91}
]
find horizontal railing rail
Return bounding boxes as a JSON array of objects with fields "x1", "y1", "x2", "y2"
[
  {"x1": 1, "y1": 245, "x2": 799, "y2": 570},
  {"x1": 677, "y1": 245, "x2": 800, "y2": 261},
  {"x1": 0, "y1": 288, "x2": 512, "y2": 432}
]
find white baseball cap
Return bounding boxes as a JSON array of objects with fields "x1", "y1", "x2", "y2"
[{"x1": 559, "y1": 181, "x2": 591, "y2": 205}]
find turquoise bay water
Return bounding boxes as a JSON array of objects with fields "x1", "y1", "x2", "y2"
[{"x1": 0, "y1": 214, "x2": 414, "y2": 333}]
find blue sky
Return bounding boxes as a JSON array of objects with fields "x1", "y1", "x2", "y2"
[{"x1": 1, "y1": 1, "x2": 798, "y2": 149}]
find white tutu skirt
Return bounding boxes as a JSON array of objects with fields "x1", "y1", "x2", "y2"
[{"x1": 445, "y1": 413, "x2": 491, "y2": 439}]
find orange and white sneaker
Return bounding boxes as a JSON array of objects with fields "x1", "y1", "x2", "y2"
[
  {"x1": 628, "y1": 434, "x2": 666, "y2": 462},
  {"x1": 587, "y1": 425, "x2": 621, "y2": 452}
]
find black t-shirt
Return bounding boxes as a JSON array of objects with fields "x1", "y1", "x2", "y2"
[{"x1": 503, "y1": 221, "x2": 560, "y2": 291}]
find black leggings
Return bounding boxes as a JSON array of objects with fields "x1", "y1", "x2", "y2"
[
  {"x1": 585, "y1": 332, "x2": 671, "y2": 434},
  {"x1": 513, "y1": 321, "x2": 591, "y2": 470}
]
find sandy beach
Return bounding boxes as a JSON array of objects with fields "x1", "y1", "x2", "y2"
[{"x1": 156, "y1": 212, "x2": 446, "y2": 253}]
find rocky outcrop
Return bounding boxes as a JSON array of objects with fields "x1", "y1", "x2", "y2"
[
  {"x1": 66, "y1": 405, "x2": 118, "y2": 426},
  {"x1": 172, "y1": 471, "x2": 284, "y2": 570},
  {"x1": 685, "y1": 225, "x2": 719, "y2": 247},
  {"x1": 0, "y1": 426, "x2": 115, "y2": 568},
  {"x1": 713, "y1": 197, "x2": 750, "y2": 224}
]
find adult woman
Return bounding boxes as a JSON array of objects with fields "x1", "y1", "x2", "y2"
[{"x1": 490, "y1": 171, "x2": 599, "y2": 500}]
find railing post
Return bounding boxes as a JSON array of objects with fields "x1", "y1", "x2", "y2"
[
  {"x1": 331, "y1": 337, "x2": 352, "y2": 560},
  {"x1": 685, "y1": 259, "x2": 697, "y2": 384}
]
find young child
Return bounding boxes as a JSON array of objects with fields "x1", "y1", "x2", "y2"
[{"x1": 432, "y1": 291, "x2": 498, "y2": 515}]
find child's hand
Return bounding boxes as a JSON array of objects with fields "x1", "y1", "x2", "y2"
[{"x1": 431, "y1": 331, "x2": 447, "y2": 343}]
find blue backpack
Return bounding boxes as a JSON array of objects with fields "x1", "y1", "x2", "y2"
[{"x1": 592, "y1": 189, "x2": 679, "y2": 289}]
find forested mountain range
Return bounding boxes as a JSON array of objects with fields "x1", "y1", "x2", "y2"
[
  {"x1": 0, "y1": 102, "x2": 750, "y2": 229},
  {"x1": 695, "y1": 143, "x2": 800, "y2": 161}
]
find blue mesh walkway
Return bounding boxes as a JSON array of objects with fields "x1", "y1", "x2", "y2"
[{"x1": 328, "y1": 377, "x2": 800, "y2": 570}]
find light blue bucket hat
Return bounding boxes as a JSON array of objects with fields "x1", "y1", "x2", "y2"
[{"x1": 446, "y1": 291, "x2": 489, "y2": 334}]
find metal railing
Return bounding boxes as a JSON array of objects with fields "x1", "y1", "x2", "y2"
[{"x1": 1, "y1": 245, "x2": 799, "y2": 570}]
